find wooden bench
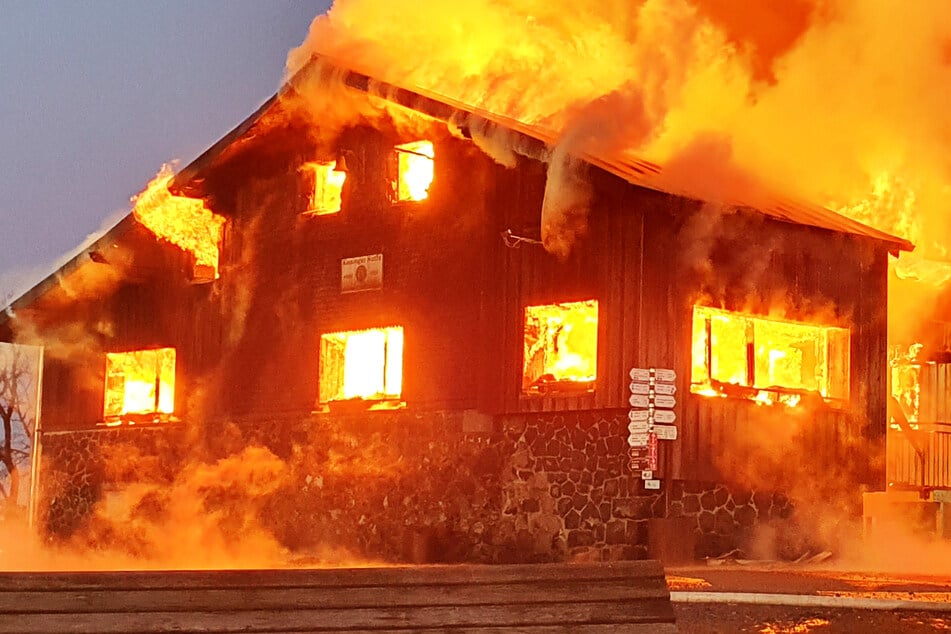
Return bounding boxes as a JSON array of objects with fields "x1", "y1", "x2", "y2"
[{"x1": 0, "y1": 560, "x2": 677, "y2": 633}]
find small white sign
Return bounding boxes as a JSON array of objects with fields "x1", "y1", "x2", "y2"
[
  {"x1": 629, "y1": 381, "x2": 650, "y2": 395},
  {"x1": 654, "y1": 394, "x2": 676, "y2": 409},
  {"x1": 630, "y1": 368, "x2": 651, "y2": 382},
  {"x1": 655, "y1": 383, "x2": 677, "y2": 396},
  {"x1": 653, "y1": 409, "x2": 677, "y2": 424},
  {"x1": 341, "y1": 253, "x2": 383, "y2": 293},
  {"x1": 641, "y1": 470, "x2": 653, "y2": 480},
  {"x1": 655, "y1": 368, "x2": 677, "y2": 383},
  {"x1": 629, "y1": 409, "x2": 649, "y2": 422},
  {"x1": 629, "y1": 421, "x2": 649, "y2": 434},
  {"x1": 629, "y1": 394, "x2": 649, "y2": 408},
  {"x1": 644, "y1": 479, "x2": 661, "y2": 490},
  {"x1": 628, "y1": 433, "x2": 649, "y2": 447},
  {"x1": 654, "y1": 424, "x2": 678, "y2": 440}
]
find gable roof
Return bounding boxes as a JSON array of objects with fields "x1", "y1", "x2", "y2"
[{"x1": 172, "y1": 55, "x2": 913, "y2": 255}]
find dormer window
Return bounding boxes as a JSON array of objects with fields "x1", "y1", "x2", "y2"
[
  {"x1": 303, "y1": 161, "x2": 346, "y2": 215},
  {"x1": 392, "y1": 141, "x2": 434, "y2": 202}
]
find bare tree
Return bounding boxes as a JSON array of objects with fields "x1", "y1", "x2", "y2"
[{"x1": 0, "y1": 345, "x2": 38, "y2": 514}]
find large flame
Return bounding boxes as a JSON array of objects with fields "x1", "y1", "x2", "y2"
[
  {"x1": 291, "y1": 0, "x2": 951, "y2": 340},
  {"x1": 132, "y1": 165, "x2": 226, "y2": 276}
]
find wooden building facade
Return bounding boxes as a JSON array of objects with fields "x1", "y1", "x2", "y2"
[{"x1": 2, "y1": 61, "x2": 912, "y2": 561}]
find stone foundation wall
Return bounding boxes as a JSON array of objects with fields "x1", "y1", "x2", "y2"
[
  {"x1": 37, "y1": 409, "x2": 812, "y2": 562},
  {"x1": 39, "y1": 426, "x2": 186, "y2": 538}
]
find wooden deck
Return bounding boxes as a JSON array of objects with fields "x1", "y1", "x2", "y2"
[{"x1": 0, "y1": 561, "x2": 677, "y2": 633}]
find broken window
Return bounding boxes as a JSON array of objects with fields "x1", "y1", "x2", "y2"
[
  {"x1": 303, "y1": 161, "x2": 346, "y2": 215},
  {"x1": 691, "y1": 306, "x2": 849, "y2": 405},
  {"x1": 103, "y1": 348, "x2": 176, "y2": 420},
  {"x1": 319, "y1": 327, "x2": 404, "y2": 403},
  {"x1": 391, "y1": 141, "x2": 434, "y2": 202},
  {"x1": 523, "y1": 300, "x2": 598, "y2": 394}
]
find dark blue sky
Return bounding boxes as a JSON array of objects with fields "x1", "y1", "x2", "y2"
[{"x1": 0, "y1": 1, "x2": 331, "y2": 298}]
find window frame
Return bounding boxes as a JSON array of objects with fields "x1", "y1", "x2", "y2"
[
  {"x1": 317, "y1": 326, "x2": 405, "y2": 408},
  {"x1": 521, "y1": 299, "x2": 599, "y2": 397},
  {"x1": 690, "y1": 306, "x2": 850, "y2": 406},
  {"x1": 102, "y1": 347, "x2": 177, "y2": 423},
  {"x1": 389, "y1": 141, "x2": 435, "y2": 204}
]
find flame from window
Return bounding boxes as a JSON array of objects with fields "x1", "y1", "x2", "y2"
[
  {"x1": 304, "y1": 161, "x2": 346, "y2": 214},
  {"x1": 132, "y1": 165, "x2": 226, "y2": 276},
  {"x1": 319, "y1": 327, "x2": 404, "y2": 402},
  {"x1": 395, "y1": 141, "x2": 434, "y2": 202},
  {"x1": 104, "y1": 348, "x2": 176, "y2": 418},
  {"x1": 523, "y1": 300, "x2": 598, "y2": 393},
  {"x1": 690, "y1": 306, "x2": 849, "y2": 405}
]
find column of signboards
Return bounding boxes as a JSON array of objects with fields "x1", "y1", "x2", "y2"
[{"x1": 628, "y1": 367, "x2": 678, "y2": 490}]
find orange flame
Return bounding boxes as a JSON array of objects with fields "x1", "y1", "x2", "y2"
[
  {"x1": 690, "y1": 306, "x2": 848, "y2": 406},
  {"x1": 132, "y1": 165, "x2": 226, "y2": 276},
  {"x1": 291, "y1": 1, "x2": 951, "y2": 345},
  {"x1": 104, "y1": 348, "x2": 176, "y2": 419},
  {"x1": 523, "y1": 300, "x2": 598, "y2": 392},
  {"x1": 319, "y1": 327, "x2": 404, "y2": 402},
  {"x1": 394, "y1": 141, "x2": 434, "y2": 202}
]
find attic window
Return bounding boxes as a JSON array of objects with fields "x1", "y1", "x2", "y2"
[
  {"x1": 103, "y1": 348, "x2": 176, "y2": 422},
  {"x1": 392, "y1": 141, "x2": 434, "y2": 202},
  {"x1": 690, "y1": 306, "x2": 850, "y2": 405},
  {"x1": 304, "y1": 161, "x2": 346, "y2": 215},
  {"x1": 319, "y1": 327, "x2": 404, "y2": 404},
  {"x1": 523, "y1": 300, "x2": 598, "y2": 394}
]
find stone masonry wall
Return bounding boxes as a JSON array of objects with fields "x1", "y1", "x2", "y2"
[{"x1": 37, "y1": 409, "x2": 811, "y2": 562}]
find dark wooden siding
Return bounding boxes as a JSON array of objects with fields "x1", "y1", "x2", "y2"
[
  {"x1": 484, "y1": 158, "x2": 889, "y2": 484},
  {"x1": 21, "y1": 116, "x2": 892, "y2": 488}
]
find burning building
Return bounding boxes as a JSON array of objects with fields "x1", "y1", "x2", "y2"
[{"x1": 0, "y1": 56, "x2": 913, "y2": 563}]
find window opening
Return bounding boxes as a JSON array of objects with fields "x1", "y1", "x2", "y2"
[
  {"x1": 523, "y1": 300, "x2": 598, "y2": 394},
  {"x1": 392, "y1": 141, "x2": 434, "y2": 202},
  {"x1": 104, "y1": 348, "x2": 176, "y2": 421},
  {"x1": 319, "y1": 327, "x2": 404, "y2": 403},
  {"x1": 690, "y1": 306, "x2": 849, "y2": 406},
  {"x1": 303, "y1": 161, "x2": 346, "y2": 215}
]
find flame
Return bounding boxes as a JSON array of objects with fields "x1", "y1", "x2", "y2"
[
  {"x1": 890, "y1": 343, "x2": 923, "y2": 424},
  {"x1": 104, "y1": 348, "x2": 176, "y2": 418},
  {"x1": 304, "y1": 161, "x2": 347, "y2": 214},
  {"x1": 394, "y1": 141, "x2": 434, "y2": 202},
  {"x1": 291, "y1": 1, "x2": 951, "y2": 348},
  {"x1": 690, "y1": 306, "x2": 847, "y2": 405},
  {"x1": 319, "y1": 327, "x2": 403, "y2": 402},
  {"x1": 523, "y1": 300, "x2": 597, "y2": 392},
  {"x1": 132, "y1": 165, "x2": 226, "y2": 276}
]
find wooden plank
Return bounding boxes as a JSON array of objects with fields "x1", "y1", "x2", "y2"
[
  {"x1": 0, "y1": 580, "x2": 670, "y2": 614},
  {"x1": 0, "y1": 561, "x2": 666, "y2": 591},
  {"x1": 0, "y1": 600, "x2": 677, "y2": 634}
]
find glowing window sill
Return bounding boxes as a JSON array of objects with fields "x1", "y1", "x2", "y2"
[
  {"x1": 690, "y1": 383, "x2": 847, "y2": 410},
  {"x1": 522, "y1": 380, "x2": 595, "y2": 398},
  {"x1": 98, "y1": 414, "x2": 179, "y2": 428},
  {"x1": 317, "y1": 399, "x2": 406, "y2": 414}
]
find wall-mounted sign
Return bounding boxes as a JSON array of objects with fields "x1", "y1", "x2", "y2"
[
  {"x1": 654, "y1": 394, "x2": 677, "y2": 409},
  {"x1": 341, "y1": 253, "x2": 383, "y2": 293},
  {"x1": 654, "y1": 424, "x2": 678, "y2": 441}
]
